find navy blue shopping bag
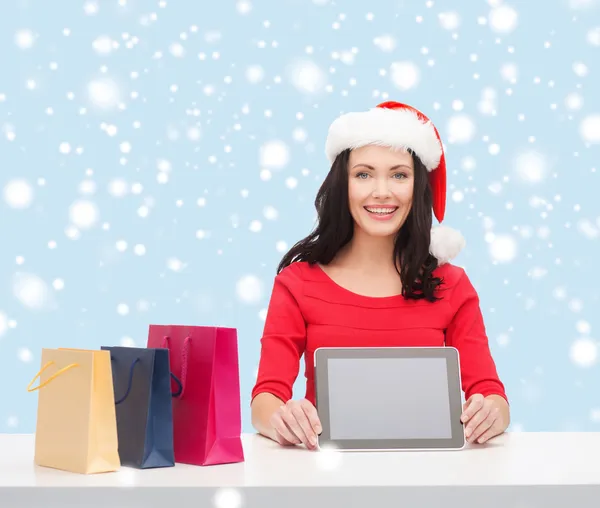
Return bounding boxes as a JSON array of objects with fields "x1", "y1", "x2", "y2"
[{"x1": 101, "y1": 346, "x2": 181, "y2": 469}]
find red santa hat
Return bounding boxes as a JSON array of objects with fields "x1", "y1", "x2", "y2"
[{"x1": 325, "y1": 100, "x2": 465, "y2": 265}]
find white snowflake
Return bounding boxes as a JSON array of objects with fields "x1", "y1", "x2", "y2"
[
  {"x1": 263, "y1": 206, "x2": 279, "y2": 220},
  {"x1": 438, "y1": 12, "x2": 460, "y2": 30},
  {"x1": 288, "y1": 59, "x2": 327, "y2": 94},
  {"x1": 260, "y1": 140, "x2": 290, "y2": 170},
  {"x1": 92, "y1": 36, "x2": 117, "y2": 55},
  {"x1": 83, "y1": 1, "x2": 99, "y2": 15},
  {"x1": 108, "y1": 179, "x2": 128, "y2": 197},
  {"x1": 500, "y1": 63, "x2": 518, "y2": 83},
  {"x1": 446, "y1": 115, "x2": 476, "y2": 143},
  {"x1": 488, "y1": 234, "x2": 518, "y2": 263},
  {"x1": 236, "y1": 0, "x2": 252, "y2": 14},
  {"x1": 87, "y1": 78, "x2": 120, "y2": 109},
  {"x1": 246, "y1": 65, "x2": 265, "y2": 84},
  {"x1": 488, "y1": 5, "x2": 518, "y2": 33},
  {"x1": 3, "y1": 179, "x2": 33, "y2": 209},
  {"x1": 570, "y1": 338, "x2": 597, "y2": 368},
  {"x1": 565, "y1": 92, "x2": 583, "y2": 110},
  {"x1": 18, "y1": 348, "x2": 33, "y2": 363},
  {"x1": 13, "y1": 273, "x2": 52, "y2": 310},
  {"x1": 587, "y1": 26, "x2": 600, "y2": 46},
  {"x1": 576, "y1": 320, "x2": 591, "y2": 334},
  {"x1": 514, "y1": 151, "x2": 547, "y2": 183},
  {"x1": 0, "y1": 312, "x2": 8, "y2": 337},
  {"x1": 390, "y1": 61, "x2": 420, "y2": 90},
  {"x1": 236, "y1": 275, "x2": 263, "y2": 304},
  {"x1": 117, "y1": 303, "x2": 129, "y2": 316},
  {"x1": 373, "y1": 35, "x2": 396, "y2": 52},
  {"x1": 580, "y1": 115, "x2": 600, "y2": 143},
  {"x1": 68, "y1": 200, "x2": 99, "y2": 229},
  {"x1": 14, "y1": 29, "x2": 35, "y2": 49}
]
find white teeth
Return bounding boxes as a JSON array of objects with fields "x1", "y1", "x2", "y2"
[{"x1": 365, "y1": 207, "x2": 397, "y2": 214}]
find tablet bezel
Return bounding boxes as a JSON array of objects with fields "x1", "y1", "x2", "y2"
[{"x1": 314, "y1": 346, "x2": 465, "y2": 451}]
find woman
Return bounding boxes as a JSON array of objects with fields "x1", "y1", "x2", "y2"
[{"x1": 251, "y1": 101, "x2": 510, "y2": 450}]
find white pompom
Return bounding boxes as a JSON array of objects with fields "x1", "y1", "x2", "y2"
[{"x1": 429, "y1": 225, "x2": 466, "y2": 265}]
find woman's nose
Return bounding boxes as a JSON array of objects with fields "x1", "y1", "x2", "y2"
[{"x1": 372, "y1": 178, "x2": 392, "y2": 198}]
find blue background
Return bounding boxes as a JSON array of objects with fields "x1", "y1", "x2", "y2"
[{"x1": 1, "y1": 0, "x2": 599, "y2": 434}]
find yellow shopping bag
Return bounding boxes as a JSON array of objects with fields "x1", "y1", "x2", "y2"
[{"x1": 27, "y1": 348, "x2": 121, "y2": 474}]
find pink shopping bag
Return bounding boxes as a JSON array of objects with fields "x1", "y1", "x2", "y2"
[{"x1": 147, "y1": 324, "x2": 244, "y2": 466}]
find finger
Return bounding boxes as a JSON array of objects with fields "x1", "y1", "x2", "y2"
[
  {"x1": 468, "y1": 412, "x2": 496, "y2": 443},
  {"x1": 475, "y1": 421, "x2": 502, "y2": 444},
  {"x1": 273, "y1": 415, "x2": 301, "y2": 445},
  {"x1": 462, "y1": 393, "x2": 483, "y2": 413},
  {"x1": 465, "y1": 404, "x2": 492, "y2": 440},
  {"x1": 271, "y1": 412, "x2": 301, "y2": 445},
  {"x1": 461, "y1": 394, "x2": 484, "y2": 423},
  {"x1": 281, "y1": 406, "x2": 312, "y2": 447},
  {"x1": 291, "y1": 404, "x2": 318, "y2": 448},
  {"x1": 300, "y1": 399, "x2": 322, "y2": 434},
  {"x1": 273, "y1": 428, "x2": 297, "y2": 446}
]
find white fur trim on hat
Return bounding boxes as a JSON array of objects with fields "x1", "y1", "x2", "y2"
[
  {"x1": 325, "y1": 107, "x2": 443, "y2": 171},
  {"x1": 429, "y1": 225, "x2": 465, "y2": 265}
]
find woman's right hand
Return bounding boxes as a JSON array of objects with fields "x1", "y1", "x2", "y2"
[{"x1": 269, "y1": 398, "x2": 322, "y2": 450}]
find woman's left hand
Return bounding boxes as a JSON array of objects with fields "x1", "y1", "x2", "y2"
[{"x1": 461, "y1": 394, "x2": 509, "y2": 444}]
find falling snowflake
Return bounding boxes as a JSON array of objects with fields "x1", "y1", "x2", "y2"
[
  {"x1": 87, "y1": 78, "x2": 120, "y2": 109},
  {"x1": 259, "y1": 141, "x2": 290, "y2": 170},
  {"x1": 68, "y1": 200, "x2": 99, "y2": 229},
  {"x1": 390, "y1": 61, "x2": 420, "y2": 90},
  {"x1": 489, "y1": 235, "x2": 518, "y2": 263},
  {"x1": 570, "y1": 338, "x2": 597, "y2": 368},
  {"x1": 288, "y1": 59, "x2": 327, "y2": 94},
  {"x1": 488, "y1": 5, "x2": 518, "y2": 33},
  {"x1": 12, "y1": 273, "x2": 52, "y2": 310},
  {"x1": 0, "y1": 312, "x2": 8, "y2": 337},
  {"x1": 3, "y1": 179, "x2": 34, "y2": 209},
  {"x1": 446, "y1": 115, "x2": 476, "y2": 143},
  {"x1": 236, "y1": 275, "x2": 263, "y2": 304}
]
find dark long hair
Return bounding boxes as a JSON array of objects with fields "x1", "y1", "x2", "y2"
[{"x1": 277, "y1": 148, "x2": 444, "y2": 302}]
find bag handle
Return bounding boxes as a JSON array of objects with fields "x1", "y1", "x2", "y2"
[
  {"x1": 162, "y1": 335, "x2": 191, "y2": 399},
  {"x1": 111, "y1": 357, "x2": 140, "y2": 404},
  {"x1": 27, "y1": 361, "x2": 79, "y2": 392},
  {"x1": 111, "y1": 356, "x2": 183, "y2": 403}
]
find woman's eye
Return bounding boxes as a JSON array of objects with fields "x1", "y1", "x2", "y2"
[{"x1": 356, "y1": 172, "x2": 369, "y2": 179}]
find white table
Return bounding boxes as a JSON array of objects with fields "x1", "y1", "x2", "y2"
[{"x1": 1, "y1": 432, "x2": 599, "y2": 508}]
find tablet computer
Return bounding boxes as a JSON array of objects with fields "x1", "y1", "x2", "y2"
[{"x1": 314, "y1": 346, "x2": 465, "y2": 451}]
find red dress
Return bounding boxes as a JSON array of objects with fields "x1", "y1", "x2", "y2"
[{"x1": 251, "y1": 261, "x2": 508, "y2": 406}]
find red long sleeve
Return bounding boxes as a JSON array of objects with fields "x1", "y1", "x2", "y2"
[
  {"x1": 445, "y1": 270, "x2": 508, "y2": 402},
  {"x1": 251, "y1": 263, "x2": 307, "y2": 404},
  {"x1": 251, "y1": 261, "x2": 508, "y2": 406}
]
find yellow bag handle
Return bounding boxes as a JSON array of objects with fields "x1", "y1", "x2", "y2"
[{"x1": 27, "y1": 361, "x2": 79, "y2": 392}]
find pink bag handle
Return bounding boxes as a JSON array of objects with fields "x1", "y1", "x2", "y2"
[{"x1": 162, "y1": 335, "x2": 191, "y2": 399}]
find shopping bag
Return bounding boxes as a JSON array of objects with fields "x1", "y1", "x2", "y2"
[
  {"x1": 147, "y1": 324, "x2": 245, "y2": 466},
  {"x1": 101, "y1": 346, "x2": 179, "y2": 469},
  {"x1": 27, "y1": 348, "x2": 120, "y2": 474}
]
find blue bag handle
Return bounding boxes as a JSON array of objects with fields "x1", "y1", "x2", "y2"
[{"x1": 111, "y1": 356, "x2": 183, "y2": 404}]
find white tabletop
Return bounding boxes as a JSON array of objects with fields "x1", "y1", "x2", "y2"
[{"x1": 0, "y1": 431, "x2": 599, "y2": 487}]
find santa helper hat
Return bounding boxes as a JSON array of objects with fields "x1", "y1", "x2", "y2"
[{"x1": 325, "y1": 100, "x2": 466, "y2": 265}]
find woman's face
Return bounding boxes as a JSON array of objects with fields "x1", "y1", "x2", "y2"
[{"x1": 347, "y1": 144, "x2": 415, "y2": 238}]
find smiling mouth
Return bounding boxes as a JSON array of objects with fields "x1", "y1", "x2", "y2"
[{"x1": 364, "y1": 206, "x2": 398, "y2": 216}]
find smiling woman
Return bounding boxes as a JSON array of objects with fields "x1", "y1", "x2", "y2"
[
  {"x1": 250, "y1": 101, "x2": 509, "y2": 450},
  {"x1": 276, "y1": 140, "x2": 447, "y2": 302},
  {"x1": 348, "y1": 148, "x2": 415, "y2": 244},
  {"x1": 350, "y1": 151, "x2": 414, "y2": 227}
]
